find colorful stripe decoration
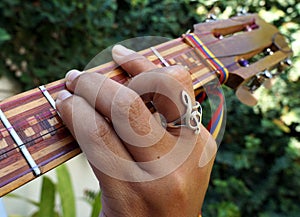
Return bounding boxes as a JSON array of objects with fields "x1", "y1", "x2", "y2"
[
  {"x1": 207, "y1": 87, "x2": 225, "y2": 140},
  {"x1": 184, "y1": 34, "x2": 226, "y2": 141},
  {"x1": 185, "y1": 33, "x2": 229, "y2": 84}
]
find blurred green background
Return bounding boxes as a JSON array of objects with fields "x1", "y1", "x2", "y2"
[{"x1": 0, "y1": 0, "x2": 299, "y2": 216}]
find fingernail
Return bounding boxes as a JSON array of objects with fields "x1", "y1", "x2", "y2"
[
  {"x1": 112, "y1": 45, "x2": 135, "y2": 60},
  {"x1": 65, "y1": 69, "x2": 82, "y2": 86},
  {"x1": 56, "y1": 90, "x2": 72, "y2": 102}
]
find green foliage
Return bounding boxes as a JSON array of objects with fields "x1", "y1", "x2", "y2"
[
  {"x1": 1, "y1": 0, "x2": 299, "y2": 216},
  {"x1": 56, "y1": 164, "x2": 76, "y2": 217},
  {"x1": 83, "y1": 190, "x2": 102, "y2": 217},
  {"x1": 35, "y1": 177, "x2": 56, "y2": 217},
  {"x1": 0, "y1": 28, "x2": 11, "y2": 45},
  {"x1": 6, "y1": 165, "x2": 101, "y2": 217}
]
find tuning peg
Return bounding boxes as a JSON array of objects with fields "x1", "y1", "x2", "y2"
[
  {"x1": 237, "y1": 8, "x2": 248, "y2": 16},
  {"x1": 248, "y1": 76, "x2": 261, "y2": 92},
  {"x1": 236, "y1": 85, "x2": 258, "y2": 106},
  {"x1": 236, "y1": 69, "x2": 274, "y2": 105},
  {"x1": 261, "y1": 69, "x2": 274, "y2": 89},
  {"x1": 205, "y1": 14, "x2": 217, "y2": 22},
  {"x1": 277, "y1": 58, "x2": 292, "y2": 72},
  {"x1": 282, "y1": 58, "x2": 292, "y2": 67},
  {"x1": 264, "y1": 48, "x2": 274, "y2": 56},
  {"x1": 261, "y1": 70, "x2": 273, "y2": 79},
  {"x1": 238, "y1": 58, "x2": 250, "y2": 67},
  {"x1": 247, "y1": 70, "x2": 272, "y2": 91}
]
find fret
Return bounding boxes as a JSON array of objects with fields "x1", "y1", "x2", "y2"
[
  {"x1": 39, "y1": 85, "x2": 57, "y2": 110},
  {"x1": 150, "y1": 47, "x2": 170, "y2": 67},
  {"x1": 0, "y1": 109, "x2": 41, "y2": 176}
]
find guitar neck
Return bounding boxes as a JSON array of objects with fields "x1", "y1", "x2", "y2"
[{"x1": 0, "y1": 35, "x2": 217, "y2": 196}]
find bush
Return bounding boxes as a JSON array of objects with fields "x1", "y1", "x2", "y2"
[{"x1": 1, "y1": 0, "x2": 299, "y2": 216}]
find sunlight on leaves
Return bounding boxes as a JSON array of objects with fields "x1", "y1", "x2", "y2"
[{"x1": 259, "y1": 7, "x2": 285, "y2": 22}]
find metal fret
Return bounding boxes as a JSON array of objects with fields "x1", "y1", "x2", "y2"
[
  {"x1": 39, "y1": 85, "x2": 56, "y2": 109},
  {"x1": 0, "y1": 109, "x2": 41, "y2": 176},
  {"x1": 150, "y1": 47, "x2": 170, "y2": 67}
]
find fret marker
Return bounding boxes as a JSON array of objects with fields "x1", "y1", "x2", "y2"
[
  {"x1": 150, "y1": 47, "x2": 170, "y2": 67},
  {"x1": 0, "y1": 109, "x2": 41, "y2": 176},
  {"x1": 39, "y1": 85, "x2": 56, "y2": 109}
]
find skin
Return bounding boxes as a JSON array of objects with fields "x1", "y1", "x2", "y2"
[{"x1": 55, "y1": 45, "x2": 217, "y2": 217}]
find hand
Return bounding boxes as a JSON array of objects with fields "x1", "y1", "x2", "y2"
[{"x1": 55, "y1": 45, "x2": 217, "y2": 217}]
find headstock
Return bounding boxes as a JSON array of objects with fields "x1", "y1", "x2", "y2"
[{"x1": 193, "y1": 13, "x2": 292, "y2": 106}]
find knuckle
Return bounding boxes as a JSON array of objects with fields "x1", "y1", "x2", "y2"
[
  {"x1": 162, "y1": 65, "x2": 192, "y2": 88},
  {"x1": 165, "y1": 172, "x2": 190, "y2": 201},
  {"x1": 90, "y1": 123, "x2": 111, "y2": 141},
  {"x1": 112, "y1": 88, "x2": 140, "y2": 115}
]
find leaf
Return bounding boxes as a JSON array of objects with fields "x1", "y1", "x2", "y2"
[
  {"x1": 31, "y1": 211, "x2": 61, "y2": 217},
  {"x1": 36, "y1": 176, "x2": 56, "y2": 217},
  {"x1": 0, "y1": 28, "x2": 10, "y2": 43},
  {"x1": 90, "y1": 191, "x2": 102, "y2": 217},
  {"x1": 56, "y1": 164, "x2": 76, "y2": 217},
  {"x1": 6, "y1": 193, "x2": 39, "y2": 207}
]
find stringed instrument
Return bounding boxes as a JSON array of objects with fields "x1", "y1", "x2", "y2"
[{"x1": 0, "y1": 13, "x2": 292, "y2": 196}]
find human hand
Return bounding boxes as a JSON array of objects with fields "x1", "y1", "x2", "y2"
[{"x1": 55, "y1": 45, "x2": 217, "y2": 217}]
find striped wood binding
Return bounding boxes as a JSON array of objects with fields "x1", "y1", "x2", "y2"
[{"x1": 0, "y1": 14, "x2": 291, "y2": 196}]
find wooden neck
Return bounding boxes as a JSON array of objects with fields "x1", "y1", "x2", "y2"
[{"x1": 0, "y1": 35, "x2": 218, "y2": 196}]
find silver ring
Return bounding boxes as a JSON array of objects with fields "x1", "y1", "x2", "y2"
[{"x1": 167, "y1": 90, "x2": 202, "y2": 134}]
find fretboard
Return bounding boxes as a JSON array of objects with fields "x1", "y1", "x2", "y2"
[{"x1": 0, "y1": 36, "x2": 218, "y2": 196}]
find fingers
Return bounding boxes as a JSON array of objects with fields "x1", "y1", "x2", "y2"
[
  {"x1": 55, "y1": 90, "x2": 134, "y2": 162},
  {"x1": 65, "y1": 70, "x2": 152, "y2": 127},
  {"x1": 64, "y1": 69, "x2": 170, "y2": 161},
  {"x1": 56, "y1": 91, "x2": 164, "y2": 182},
  {"x1": 112, "y1": 45, "x2": 157, "y2": 76}
]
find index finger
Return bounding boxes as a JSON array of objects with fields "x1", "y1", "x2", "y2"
[{"x1": 112, "y1": 45, "x2": 158, "y2": 77}]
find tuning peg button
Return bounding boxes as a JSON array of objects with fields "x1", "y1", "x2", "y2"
[
  {"x1": 278, "y1": 58, "x2": 292, "y2": 71},
  {"x1": 205, "y1": 14, "x2": 217, "y2": 22},
  {"x1": 238, "y1": 59, "x2": 250, "y2": 67},
  {"x1": 262, "y1": 70, "x2": 272, "y2": 79},
  {"x1": 237, "y1": 8, "x2": 248, "y2": 16},
  {"x1": 264, "y1": 48, "x2": 274, "y2": 55},
  {"x1": 283, "y1": 58, "x2": 292, "y2": 66}
]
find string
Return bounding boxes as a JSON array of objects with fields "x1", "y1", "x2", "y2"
[
  {"x1": 0, "y1": 141, "x2": 76, "y2": 188},
  {"x1": 0, "y1": 124, "x2": 65, "y2": 159},
  {"x1": 0, "y1": 108, "x2": 55, "y2": 135}
]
